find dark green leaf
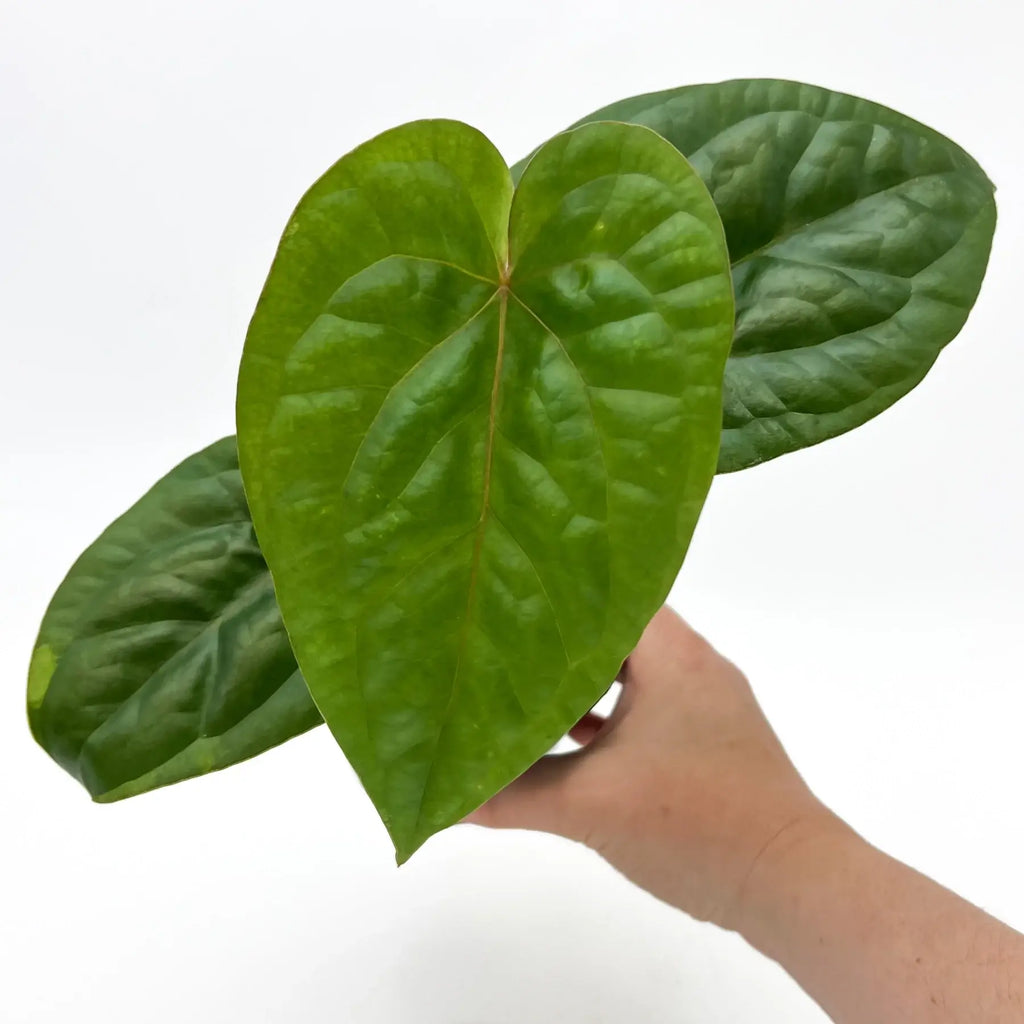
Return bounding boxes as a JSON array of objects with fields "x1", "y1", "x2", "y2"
[
  {"x1": 237, "y1": 119, "x2": 734, "y2": 860},
  {"x1": 525, "y1": 79, "x2": 996, "y2": 471},
  {"x1": 27, "y1": 438, "x2": 321, "y2": 801}
]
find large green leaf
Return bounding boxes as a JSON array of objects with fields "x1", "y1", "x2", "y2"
[
  {"x1": 32, "y1": 80, "x2": 997, "y2": 805},
  {"x1": 237, "y1": 119, "x2": 734, "y2": 860},
  {"x1": 27, "y1": 438, "x2": 321, "y2": 801},
  {"x1": 540, "y1": 79, "x2": 996, "y2": 471}
]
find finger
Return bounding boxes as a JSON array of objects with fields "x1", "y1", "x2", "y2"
[
  {"x1": 568, "y1": 711, "x2": 606, "y2": 746},
  {"x1": 463, "y1": 751, "x2": 584, "y2": 839}
]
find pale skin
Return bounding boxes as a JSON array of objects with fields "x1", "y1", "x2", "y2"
[{"x1": 466, "y1": 607, "x2": 1024, "y2": 1023}]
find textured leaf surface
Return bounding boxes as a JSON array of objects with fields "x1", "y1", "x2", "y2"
[
  {"x1": 530, "y1": 79, "x2": 996, "y2": 470},
  {"x1": 27, "y1": 438, "x2": 321, "y2": 801},
  {"x1": 237, "y1": 119, "x2": 734, "y2": 860},
  {"x1": 32, "y1": 80, "x2": 998, "y2": 804}
]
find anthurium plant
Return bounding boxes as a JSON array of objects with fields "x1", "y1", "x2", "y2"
[{"x1": 27, "y1": 79, "x2": 996, "y2": 863}]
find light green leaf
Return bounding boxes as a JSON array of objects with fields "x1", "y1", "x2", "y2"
[
  {"x1": 27, "y1": 438, "x2": 320, "y2": 801},
  {"x1": 237, "y1": 119, "x2": 734, "y2": 860},
  {"x1": 529, "y1": 79, "x2": 996, "y2": 471}
]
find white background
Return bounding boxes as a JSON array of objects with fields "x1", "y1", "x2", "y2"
[{"x1": 2, "y1": 0, "x2": 1022, "y2": 1020}]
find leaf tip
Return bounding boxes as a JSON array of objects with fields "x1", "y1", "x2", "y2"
[{"x1": 391, "y1": 827, "x2": 428, "y2": 866}]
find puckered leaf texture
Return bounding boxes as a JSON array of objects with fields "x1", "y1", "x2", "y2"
[
  {"x1": 237, "y1": 119, "x2": 734, "y2": 859},
  {"x1": 30, "y1": 81, "x2": 996, "y2": 816},
  {"x1": 546, "y1": 79, "x2": 996, "y2": 470},
  {"x1": 27, "y1": 438, "x2": 320, "y2": 801}
]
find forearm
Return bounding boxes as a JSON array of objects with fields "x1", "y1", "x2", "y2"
[{"x1": 737, "y1": 810, "x2": 1024, "y2": 1023}]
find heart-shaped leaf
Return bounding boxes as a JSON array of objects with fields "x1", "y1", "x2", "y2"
[
  {"x1": 544, "y1": 79, "x2": 996, "y2": 470},
  {"x1": 27, "y1": 438, "x2": 321, "y2": 800},
  {"x1": 237, "y1": 119, "x2": 734, "y2": 860}
]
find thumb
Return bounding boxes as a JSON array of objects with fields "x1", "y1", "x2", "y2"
[{"x1": 463, "y1": 752, "x2": 585, "y2": 839}]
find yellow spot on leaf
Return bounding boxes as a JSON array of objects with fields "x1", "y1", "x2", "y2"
[{"x1": 27, "y1": 644, "x2": 57, "y2": 711}]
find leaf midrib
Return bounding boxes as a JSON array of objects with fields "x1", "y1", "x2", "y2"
[
  {"x1": 454, "y1": 283, "x2": 509, "y2": 697},
  {"x1": 405, "y1": 275, "x2": 509, "y2": 845}
]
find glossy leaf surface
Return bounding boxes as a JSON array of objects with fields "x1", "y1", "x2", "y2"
[
  {"x1": 27, "y1": 438, "x2": 321, "y2": 801},
  {"x1": 237, "y1": 119, "x2": 734, "y2": 860},
  {"x1": 531, "y1": 79, "x2": 996, "y2": 470}
]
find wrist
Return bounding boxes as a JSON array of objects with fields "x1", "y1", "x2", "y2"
[{"x1": 729, "y1": 802, "x2": 865, "y2": 951}]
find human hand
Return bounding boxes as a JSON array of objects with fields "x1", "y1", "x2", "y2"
[
  {"x1": 466, "y1": 605, "x2": 836, "y2": 931},
  {"x1": 468, "y1": 606, "x2": 1024, "y2": 1022}
]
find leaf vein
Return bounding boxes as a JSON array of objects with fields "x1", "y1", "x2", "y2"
[{"x1": 406, "y1": 287, "x2": 509, "y2": 841}]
